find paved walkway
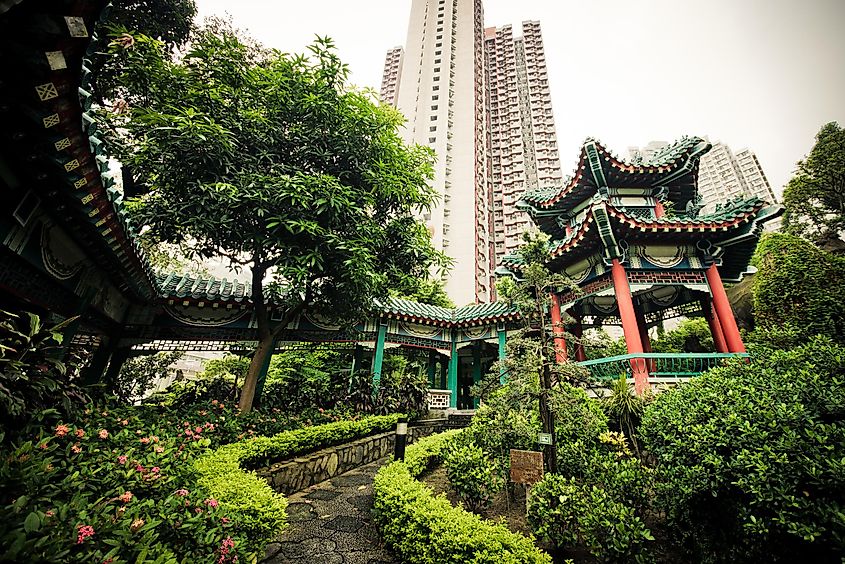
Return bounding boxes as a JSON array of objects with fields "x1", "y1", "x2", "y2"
[{"x1": 261, "y1": 458, "x2": 397, "y2": 564}]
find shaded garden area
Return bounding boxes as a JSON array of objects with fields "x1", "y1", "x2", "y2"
[{"x1": 1, "y1": 0, "x2": 844, "y2": 562}]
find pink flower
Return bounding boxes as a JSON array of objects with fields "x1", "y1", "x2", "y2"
[
  {"x1": 195, "y1": 507, "x2": 203, "y2": 514},
  {"x1": 185, "y1": 429, "x2": 193, "y2": 437},
  {"x1": 130, "y1": 518, "x2": 144, "y2": 532},
  {"x1": 151, "y1": 467, "x2": 160, "y2": 474},
  {"x1": 194, "y1": 426, "x2": 203, "y2": 435},
  {"x1": 212, "y1": 399, "x2": 218, "y2": 405},
  {"x1": 98, "y1": 429, "x2": 109, "y2": 439},
  {"x1": 221, "y1": 517, "x2": 230, "y2": 524},
  {"x1": 71, "y1": 444, "x2": 82, "y2": 454},
  {"x1": 39, "y1": 442, "x2": 49, "y2": 450},
  {"x1": 204, "y1": 498, "x2": 219, "y2": 508},
  {"x1": 76, "y1": 524, "x2": 95, "y2": 544},
  {"x1": 117, "y1": 455, "x2": 128, "y2": 464},
  {"x1": 174, "y1": 489, "x2": 189, "y2": 497},
  {"x1": 75, "y1": 428, "x2": 85, "y2": 438},
  {"x1": 140, "y1": 437, "x2": 150, "y2": 444},
  {"x1": 119, "y1": 491, "x2": 133, "y2": 503},
  {"x1": 121, "y1": 419, "x2": 128, "y2": 426},
  {"x1": 218, "y1": 536, "x2": 235, "y2": 563},
  {"x1": 55, "y1": 424, "x2": 70, "y2": 437},
  {"x1": 135, "y1": 464, "x2": 145, "y2": 473},
  {"x1": 45, "y1": 510, "x2": 55, "y2": 518},
  {"x1": 155, "y1": 446, "x2": 164, "y2": 453}
]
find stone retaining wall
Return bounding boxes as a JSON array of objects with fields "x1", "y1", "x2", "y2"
[{"x1": 257, "y1": 424, "x2": 442, "y2": 494}]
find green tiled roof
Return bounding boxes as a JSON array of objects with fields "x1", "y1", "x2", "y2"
[{"x1": 157, "y1": 273, "x2": 251, "y2": 303}]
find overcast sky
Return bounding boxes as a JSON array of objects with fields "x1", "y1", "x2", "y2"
[{"x1": 194, "y1": 0, "x2": 845, "y2": 198}]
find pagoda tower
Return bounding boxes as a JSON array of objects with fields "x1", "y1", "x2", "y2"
[{"x1": 497, "y1": 137, "x2": 782, "y2": 394}]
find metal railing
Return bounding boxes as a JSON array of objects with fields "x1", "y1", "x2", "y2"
[{"x1": 577, "y1": 353, "x2": 749, "y2": 382}]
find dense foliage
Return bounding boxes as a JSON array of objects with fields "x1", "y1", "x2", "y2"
[
  {"x1": 0, "y1": 311, "x2": 88, "y2": 437},
  {"x1": 782, "y1": 121, "x2": 845, "y2": 246},
  {"x1": 444, "y1": 442, "x2": 502, "y2": 512},
  {"x1": 114, "y1": 351, "x2": 183, "y2": 403},
  {"x1": 640, "y1": 336, "x2": 845, "y2": 562},
  {"x1": 104, "y1": 25, "x2": 446, "y2": 411},
  {"x1": 527, "y1": 474, "x2": 654, "y2": 564},
  {"x1": 752, "y1": 232, "x2": 845, "y2": 343},
  {"x1": 373, "y1": 431, "x2": 552, "y2": 564},
  {"x1": 1, "y1": 404, "x2": 256, "y2": 562}
]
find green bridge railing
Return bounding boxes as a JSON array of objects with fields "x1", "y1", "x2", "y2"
[{"x1": 577, "y1": 352, "x2": 750, "y2": 382}]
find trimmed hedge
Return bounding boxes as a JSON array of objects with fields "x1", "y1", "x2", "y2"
[
  {"x1": 195, "y1": 414, "x2": 401, "y2": 544},
  {"x1": 373, "y1": 429, "x2": 551, "y2": 564}
]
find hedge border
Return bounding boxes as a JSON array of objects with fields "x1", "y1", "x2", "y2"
[
  {"x1": 194, "y1": 414, "x2": 401, "y2": 545},
  {"x1": 373, "y1": 429, "x2": 552, "y2": 564}
]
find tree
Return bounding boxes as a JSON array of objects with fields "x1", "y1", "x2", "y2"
[
  {"x1": 114, "y1": 351, "x2": 183, "y2": 402},
  {"x1": 782, "y1": 122, "x2": 845, "y2": 247},
  {"x1": 493, "y1": 231, "x2": 584, "y2": 473},
  {"x1": 91, "y1": 0, "x2": 197, "y2": 104},
  {"x1": 103, "y1": 26, "x2": 446, "y2": 412},
  {"x1": 391, "y1": 278, "x2": 455, "y2": 308}
]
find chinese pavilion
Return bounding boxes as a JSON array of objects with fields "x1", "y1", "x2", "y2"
[{"x1": 497, "y1": 138, "x2": 782, "y2": 393}]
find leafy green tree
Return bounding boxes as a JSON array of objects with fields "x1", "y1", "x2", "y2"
[
  {"x1": 752, "y1": 232, "x2": 845, "y2": 343},
  {"x1": 492, "y1": 231, "x2": 584, "y2": 472},
  {"x1": 782, "y1": 122, "x2": 845, "y2": 247},
  {"x1": 115, "y1": 351, "x2": 183, "y2": 402},
  {"x1": 91, "y1": 0, "x2": 197, "y2": 103},
  {"x1": 103, "y1": 26, "x2": 446, "y2": 412},
  {"x1": 651, "y1": 318, "x2": 714, "y2": 353},
  {"x1": 391, "y1": 278, "x2": 455, "y2": 308}
]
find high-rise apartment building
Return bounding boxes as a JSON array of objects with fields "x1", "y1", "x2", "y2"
[
  {"x1": 484, "y1": 21, "x2": 563, "y2": 263},
  {"x1": 380, "y1": 47, "x2": 404, "y2": 107},
  {"x1": 381, "y1": 2, "x2": 563, "y2": 303},
  {"x1": 629, "y1": 140, "x2": 777, "y2": 214},
  {"x1": 697, "y1": 142, "x2": 777, "y2": 213},
  {"x1": 382, "y1": 0, "x2": 491, "y2": 305}
]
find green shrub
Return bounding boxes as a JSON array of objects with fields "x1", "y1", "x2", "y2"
[
  {"x1": 0, "y1": 407, "x2": 255, "y2": 562},
  {"x1": 444, "y1": 442, "x2": 502, "y2": 512},
  {"x1": 526, "y1": 474, "x2": 582, "y2": 547},
  {"x1": 527, "y1": 474, "x2": 654, "y2": 564},
  {"x1": 578, "y1": 485, "x2": 654, "y2": 564},
  {"x1": 373, "y1": 430, "x2": 551, "y2": 564},
  {"x1": 752, "y1": 232, "x2": 845, "y2": 342},
  {"x1": 403, "y1": 428, "x2": 464, "y2": 476},
  {"x1": 0, "y1": 311, "x2": 88, "y2": 437},
  {"x1": 640, "y1": 336, "x2": 845, "y2": 562},
  {"x1": 651, "y1": 318, "x2": 714, "y2": 353},
  {"x1": 549, "y1": 383, "x2": 610, "y2": 477}
]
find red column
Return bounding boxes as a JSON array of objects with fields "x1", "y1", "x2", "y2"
[
  {"x1": 705, "y1": 263, "x2": 746, "y2": 354},
  {"x1": 610, "y1": 259, "x2": 649, "y2": 394},
  {"x1": 571, "y1": 313, "x2": 587, "y2": 362},
  {"x1": 549, "y1": 293, "x2": 568, "y2": 363},
  {"x1": 634, "y1": 306, "x2": 652, "y2": 353},
  {"x1": 701, "y1": 298, "x2": 728, "y2": 353}
]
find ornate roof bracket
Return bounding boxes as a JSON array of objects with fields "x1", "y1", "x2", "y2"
[
  {"x1": 696, "y1": 240, "x2": 724, "y2": 266},
  {"x1": 585, "y1": 141, "x2": 609, "y2": 188},
  {"x1": 592, "y1": 204, "x2": 623, "y2": 263}
]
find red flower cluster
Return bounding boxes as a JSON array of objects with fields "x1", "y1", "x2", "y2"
[{"x1": 76, "y1": 524, "x2": 95, "y2": 544}]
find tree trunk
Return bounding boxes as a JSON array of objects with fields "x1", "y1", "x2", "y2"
[
  {"x1": 238, "y1": 333, "x2": 275, "y2": 413},
  {"x1": 539, "y1": 362, "x2": 558, "y2": 474}
]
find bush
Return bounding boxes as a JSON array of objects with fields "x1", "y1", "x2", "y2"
[
  {"x1": 0, "y1": 311, "x2": 88, "y2": 437},
  {"x1": 229, "y1": 413, "x2": 401, "y2": 469},
  {"x1": 0, "y1": 407, "x2": 254, "y2": 562},
  {"x1": 527, "y1": 474, "x2": 654, "y2": 563},
  {"x1": 373, "y1": 430, "x2": 551, "y2": 564},
  {"x1": 640, "y1": 336, "x2": 845, "y2": 562},
  {"x1": 549, "y1": 383, "x2": 610, "y2": 477},
  {"x1": 752, "y1": 232, "x2": 845, "y2": 343},
  {"x1": 444, "y1": 442, "x2": 502, "y2": 512},
  {"x1": 651, "y1": 318, "x2": 714, "y2": 353}
]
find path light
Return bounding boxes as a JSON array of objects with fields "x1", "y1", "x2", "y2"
[{"x1": 393, "y1": 416, "x2": 408, "y2": 461}]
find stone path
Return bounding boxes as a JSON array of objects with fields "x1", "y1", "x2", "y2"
[{"x1": 261, "y1": 458, "x2": 397, "y2": 564}]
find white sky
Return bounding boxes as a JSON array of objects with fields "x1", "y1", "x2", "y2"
[{"x1": 194, "y1": 0, "x2": 845, "y2": 198}]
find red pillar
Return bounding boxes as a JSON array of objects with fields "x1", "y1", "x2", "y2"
[
  {"x1": 610, "y1": 259, "x2": 649, "y2": 394},
  {"x1": 705, "y1": 263, "x2": 746, "y2": 354},
  {"x1": 571, "y1": 313, "x2": 587, "y2": 362},
  {"x1": 701, "y1": 298, "x2": 728, "y2": 353},
  {"x1": 634, "y1": 306, "x2": 652, "y2": 353},
  {"x1": 549, "y1": 293, "x2": 568, "y2": 363}
]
